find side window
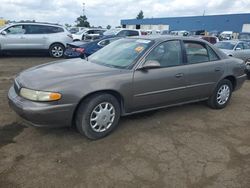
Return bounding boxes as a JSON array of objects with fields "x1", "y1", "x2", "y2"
[
  {"x1": 24, "y1": 25, "x2": 43, "y2": 34},
  {"x1": 46, "y1": 26, "x2": 64, "y2": 33},
  {"x1": 207, "y1": 45, "x2": 220, "y2": 61},
  {"x1": 87, "y1": 30, "x2": 95, "y2": 34},
  {"x1": 236, "y1": 43, "x2": 244, "y2": 50},
  {"x1": 184, "y1": 42, "x2": 209, "y2": 64},
  {"x1": 145, "y1": 40, "x2": 182, "y2": 67},
  {"x1": 127, "y1": 30, "x2": 139, "y2": 36},
  {"x1": 243, "y1": 42, "x2": 250, "y2": 49},
  {"x1": 98, "y1": 39, "x2": 110, "y2": 46},
  {"x1": 117, "y1": 30, "x2": 127, "y2": 37},
  {"x1": 5, "y1": 25, "x2": 25, "y2": 34}
]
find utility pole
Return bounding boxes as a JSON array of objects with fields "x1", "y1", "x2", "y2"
[{"x1": 82, "y1": 2, "x2": 85, "y2": 17}]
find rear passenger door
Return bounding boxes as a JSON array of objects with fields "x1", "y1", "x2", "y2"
[
  {"x1": 1, "y1": 25, "x2": 26, "y2": 50},
  {"x1": 184, "y1": 41, "x2": 224, "y2": 100}
]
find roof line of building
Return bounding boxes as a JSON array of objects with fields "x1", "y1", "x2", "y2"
[{"x1": 121, "y1": 12, "x2": 250, "y2": 21}]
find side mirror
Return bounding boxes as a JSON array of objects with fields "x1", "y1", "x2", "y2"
[
  {"x1": 139, "y1": 60, "x2": 161, "y2": 70},
  {"x1": 235, "y1": 47, "x2": 242, "y2": 51},
  {"x1": 1, "y1": 31, "x2": 7, "y2": 35}
]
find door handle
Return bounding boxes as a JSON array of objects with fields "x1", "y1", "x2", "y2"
[
  {"x1": 20, "y1": 36, "x2": 25, "y2": 39},
  {"x1": 215, "y1": 67, "x2": 221, "y2": 72},
  {"x1": 175, "y1": 73, "x2": 184, "y2": 78}
]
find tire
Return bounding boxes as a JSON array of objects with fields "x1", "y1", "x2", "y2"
[
  {"x1": 76, "y1": 93, "x2": 121, "y2": 140},
  {"x1": 49, "y1": 43, "x2": 65, "y2": 58},
  {"x1": 207, "y1": 79, "x2": 233, "y2": 109}
]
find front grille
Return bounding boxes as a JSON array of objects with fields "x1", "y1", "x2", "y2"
[{"x1": 14, "y1": 79, "x2": 21, "y2": 94}]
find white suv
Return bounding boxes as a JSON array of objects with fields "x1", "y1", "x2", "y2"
[{"x1": 0, "y1": 22, "x2": 73, "y2": 58}]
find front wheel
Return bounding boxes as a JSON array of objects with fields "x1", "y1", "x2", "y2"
[
  {"x1": 76, "y1": 93, "x2": 121, "y2": 140},
  {"x1": 49, "y1": 43, "x2": 65, "y2": 58},
  {"x1": 207, "y1": 79, "x2": 233, "y2": 109}
]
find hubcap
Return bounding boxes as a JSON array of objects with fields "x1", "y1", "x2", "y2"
[
  {"x1": 51, "y1": 46, "x2": 63, "y2": 57},
  {"x1": 217, "y1": 84, "x2": 230, "y2": 105},
  {"x1": 90, "y1": 102, "x2": 115, "y2": 133}
]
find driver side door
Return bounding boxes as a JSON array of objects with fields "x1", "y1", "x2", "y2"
[
  {"x1": 132, "y1": 40, "x2": 189, "y2": 111},
  {"x1": 1, "y1": 25, "x2": 26, "y2": 50}
]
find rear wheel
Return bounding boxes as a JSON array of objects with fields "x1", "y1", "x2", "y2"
[
  {"x1": 76, "y1": 93, "x2": 121, "y2": 140},
  {"x1": 49, "y1": 43, "x2": 65, "y2": 58},
  {"x1": 207, "y1": 79, "x2": 233, "y2": 109}
]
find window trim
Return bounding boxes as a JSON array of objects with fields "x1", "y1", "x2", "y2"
[
  {"x1": 141, "y1": 39, "x2": 185, "y2": 69},
  {"x1": 4, "y1": 24, "x2": 25, "y2": 35},
  {"x1": 97, "y1": 39, "x2": 110, "y2": 47},
  {"x1": 206, "y1": 44, "x2": 221, "y2": 62},
  {"x1": 183, "y1": 40, "x2": 213, "y2": 65}
]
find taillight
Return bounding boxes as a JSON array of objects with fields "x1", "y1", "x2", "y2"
[{"x1": 72, "y1": 48, "x2": 85, "y2": 53}]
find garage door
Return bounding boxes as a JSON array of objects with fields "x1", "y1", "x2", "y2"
[{"x1": 242, "y1": 24, "x2": 250, "y2": 32}]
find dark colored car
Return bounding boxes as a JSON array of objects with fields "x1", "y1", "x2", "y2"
[
  {"x1": 8, "y1": 36, "x2": 247, "y2": 139},
  {"x1": 64, "y1": 36, "x2": 121, "y2": 58}
]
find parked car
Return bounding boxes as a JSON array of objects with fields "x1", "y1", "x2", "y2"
[
  {"x1": 214, "y1": 40, "x2": 250, "y2": 61},
  {"x1": 193, "y1": 35, "x2": 219, "y2": 44},
  {"x1": 170, "y1": 30, "x2": 190, "y2": 36},
  {"x1": 68, "y1": 27, "x2": 86, "y2": 34},
  {"x1": 238, "y1": 32, "x2": 250, "y2": 43},
  {"x1": 64, "y1": 36, "x2": 121, "y2": 58},
  {"x1": 103, "y1": 28, "x2": 142, "y2": 37},
  {"x1": 208, "y1": 30, "x2": 221, "y2": 37},
  {"x1": 8, "y1": 36, "x2": 247, "y2": 139},
  {"x1": 219, "y1": 31, "x2": 233, "y2": 41},
  {"x1": 72, "y1": 28, "x2": 106, "y2": 41},
  {"x1": 0, "y1": 22, "x2": 73, "y2": 58},
  {"x1": 161, "y1": 30, "x2": 170, "y2": 35}
]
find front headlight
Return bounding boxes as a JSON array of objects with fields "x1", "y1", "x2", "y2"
[{"x1": 20, "y1": 88, "x2": 61, "y2": 102}]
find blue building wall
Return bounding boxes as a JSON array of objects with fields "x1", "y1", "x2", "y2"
[{"x1": 121, "y1": 13, "x2": 250, "y2": 32}]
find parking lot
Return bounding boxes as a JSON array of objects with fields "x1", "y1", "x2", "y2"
[{"x1": 0, "y1": 56, "x2": 250, "y2": 187}]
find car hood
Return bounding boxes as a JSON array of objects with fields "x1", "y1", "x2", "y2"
[
  {"x1": 16, "y1": 58, "x2": 121, "y2": 90},
  {"x1": 220, "y1": 49, "x2": 233, "y2": 55}
]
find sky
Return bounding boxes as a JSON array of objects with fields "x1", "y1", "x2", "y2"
[{"x1": 0, "y1": 0, "x2": 250, "y2": 28}]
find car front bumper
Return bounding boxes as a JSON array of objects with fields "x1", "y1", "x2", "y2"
[{"x1": 8, "y1": 86, "x2": 75, "y2": 128}]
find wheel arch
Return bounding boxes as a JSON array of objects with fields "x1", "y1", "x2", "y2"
[
  {"x1": 71, "y1": 90, "x2": 125, "y2": 127},
  {"x1": 49, "y1": 42, "x2": 66, "y2": 49},
  {"x1": 223, "y1": 75, "x2": 237, "y2": 91}
]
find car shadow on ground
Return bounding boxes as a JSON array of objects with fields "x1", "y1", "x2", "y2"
[{"x1": 0, "y1": 51, "x2": 51, "y2": 58}]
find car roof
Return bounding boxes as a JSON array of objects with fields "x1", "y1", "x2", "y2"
[
  {"x1": 217, "y1": 40, "x2": 246, "y2": 44},
  {"x1": 6, "y1": 22, "x2": 64, "y2": 28},
  {"x1": 129, "y1": 35, "x2": 211, "y2": 43}
]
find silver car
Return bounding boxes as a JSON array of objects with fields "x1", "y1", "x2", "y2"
[
  {"x1": 0, "y1": 22, "x2": 73, "y2": 58},
  {"x1": 8, "y1": 36, "x2": 247, "y2": 139},
  {"x1": 215, "y1": 40, "x2": 250, "y2": 61}
]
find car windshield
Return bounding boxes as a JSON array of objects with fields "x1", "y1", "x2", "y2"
[
  {"x1": 103, "y1": 29, "x2": 121, "y2": 36},
  {"x1": 215, "y1": 42, "x2": 236, "y2": 50},
  {"x1": 239, "y1": 33, "x2": 250, "y2": 40},
  {"x1": 88, "y1": 38, "x2": 153, "y2": 68}
]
